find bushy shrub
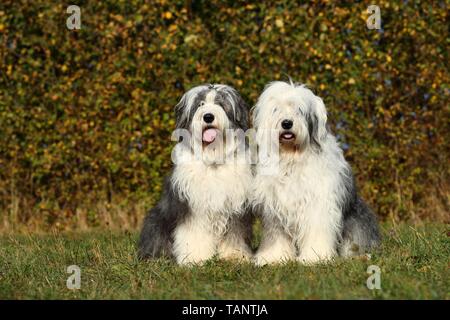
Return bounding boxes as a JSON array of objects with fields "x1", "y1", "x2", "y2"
[{"x1": 0, "y1": 0, "x2": 448, "y2": 229}]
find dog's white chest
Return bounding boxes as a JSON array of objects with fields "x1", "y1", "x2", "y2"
[
  {"x1": 256, "y1": 174, "x2": 312, "y2": 214},
  {"x1": 172, "y1": 162, "x2": 251, "y2": 227},
  {"x1": 254, "y1": 160, "x2": 332, "y2": 231}
]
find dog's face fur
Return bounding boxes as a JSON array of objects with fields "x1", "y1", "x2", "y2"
[
  {"x1": 253, "y1": 81, "x2": 328, "y2": 154},
  {"x1": 175, "y1": 84, "x2": 249, "y2": 140},
  {"x1": 174, "y1": 84, "x2": 249, "y2": 163}
]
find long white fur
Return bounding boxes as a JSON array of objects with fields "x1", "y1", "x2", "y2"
[
  {"x1": 172, "y1": 89, "x2": 252, "y2": 265},
  {"x1": 252, "y1": 81, "x2": 351, "y2": 265}
]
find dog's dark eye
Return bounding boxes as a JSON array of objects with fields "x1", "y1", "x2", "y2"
[{"x1": 198, "y1": 101, "x2": 205, "y2": 107}]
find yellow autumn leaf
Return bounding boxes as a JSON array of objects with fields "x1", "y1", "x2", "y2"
[
  {"x1": 275, "y1": 18, "x2": 284, "y2": 28},
  {"x1": 163, "y1": 12, "x2": 173, "y2": 19}
]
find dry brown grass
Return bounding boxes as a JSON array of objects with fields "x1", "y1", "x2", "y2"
[{"x1": 1, "y1": 182, "x2": 448, "y2": 234}]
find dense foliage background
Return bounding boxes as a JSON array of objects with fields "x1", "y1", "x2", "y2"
[{"x1": 0, "y1": 1, "x2": 448, "y2": 230}]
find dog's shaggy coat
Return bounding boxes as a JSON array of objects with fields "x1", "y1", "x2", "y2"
[
  {"x1": 138, "y1": 84, "x2": 253, "y2": 265},
  {"x1": 252, "y1": 81, "x2": 380, "y2": 265}
]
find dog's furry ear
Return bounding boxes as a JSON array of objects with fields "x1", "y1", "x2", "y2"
[
  {"x1": 249, "y1": 105, "x2": 256, "y2": 129},
  {"x1": 233, "y1": 94, "x2": 250, "y2": 131},
  {"x1": 308, "y1": 95, "x2": 328, "y2": 149},
  {"x1": 174, "y1": 93, "x2": 189, "y2": 129}
]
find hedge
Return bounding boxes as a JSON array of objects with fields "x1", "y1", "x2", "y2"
[{"x1": 0, "y1": 0, "x2": 448, "y2": 230}]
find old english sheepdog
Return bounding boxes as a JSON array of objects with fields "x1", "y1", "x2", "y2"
[
  {"x1": 252, "y1": 81, "x2": 380, "y2": 265},
  {"x1": 138, "y1": 84, "x2": 253, "y2": 265}
]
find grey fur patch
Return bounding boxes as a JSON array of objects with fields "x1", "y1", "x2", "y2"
[
  {"x1": 175, "y1": 89, "x2": 209, "y2": 129},
  {"x1": 138, "y1": 175, "x2": 190, "y2": 259},
  {"x1": 214, "y1": 89, "x2": 249, "y2": 130},
  {"x1": 338, "y1": 171, "x2": 381, "y2": 257},
  {"x1": 306, "y1": 112, "x2": 322, "y2": 150}
]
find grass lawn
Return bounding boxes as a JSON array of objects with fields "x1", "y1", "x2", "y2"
[{"x1": 0, "y1": 222, "x2": 448, "y2": 299}]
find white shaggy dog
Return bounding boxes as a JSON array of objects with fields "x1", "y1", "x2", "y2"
[
  {"x1": 138, "y1": 84, "x2": 253, "y2": 265},
  {"x1": 252, "y1": 81, "x2": 380, "y2": 265}
]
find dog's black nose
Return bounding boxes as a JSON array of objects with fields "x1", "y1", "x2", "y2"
[
  {"x1": 281, "y1": 119, "x2": 293, "y2": 130},
  {"x1": 203, "y1": 113, "x2": 215, "y2": 123}
]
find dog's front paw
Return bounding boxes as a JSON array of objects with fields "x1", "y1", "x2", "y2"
[
  {"x1": 253, "y1": 254, "x2": 271, "y2": 266},
  {"x1": 219, "y1": 249, "x2": 252, "y2": 262},
  {"x1": 297, "y1": 251, "x2": 333, "y2": 265},
  {"x1": 176, "y1": 252, "x2": 215, "y2": 266},
  {"x1": 221, "y1": 251, "x2": 252, "y2": 262},
  {"x1": 177, "y1": 256, "x2": 210, "y2": 266},
  {"x1": 253, "y1": 251, "x2": 293, "y2": 266},
  {"x1": 217, "y1": 243, "x2": 252, "y2": 262}
]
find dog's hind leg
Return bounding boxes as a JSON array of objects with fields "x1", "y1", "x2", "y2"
[
  {"x1": 340, "y1": 197, "x2": 381, "y2": 257},
  {"x1": 138, "y1": 207, "x2": 174, "y2": 259},
  {"x1": 138, "y1": 175, "x2": 190, "y2": 260}
]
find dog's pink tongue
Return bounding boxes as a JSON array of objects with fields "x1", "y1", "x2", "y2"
[{"x1": 202, "y1": 128, "x2": 218, "y2": 143}]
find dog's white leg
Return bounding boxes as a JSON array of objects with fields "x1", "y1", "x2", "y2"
[
  {"x1": 217, "y1": 220, "x2": 252, "y2": 261},
  {"x1": 254, "y1": 222, "x2": 295, "y2": 266},
  {"x1": 297, "y1": 209, "x2": 339, "y2": 264},
  {"x1": 217, "y1": 235, "x2": 252, "y2": 261},
  {"x1": 297, "y1": 236, "x2": 336, "y2": 264},
  {"x1": 173, "y1": 215, "x2": 217, "y2": 265}
]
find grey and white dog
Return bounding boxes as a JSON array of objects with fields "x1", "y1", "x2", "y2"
[
  {"x1": 252, "y1": 81, "x2": 380, "y2": 265},
  {"x1": 138, "y1": 84, "x2": 253, "y2": 265}
]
